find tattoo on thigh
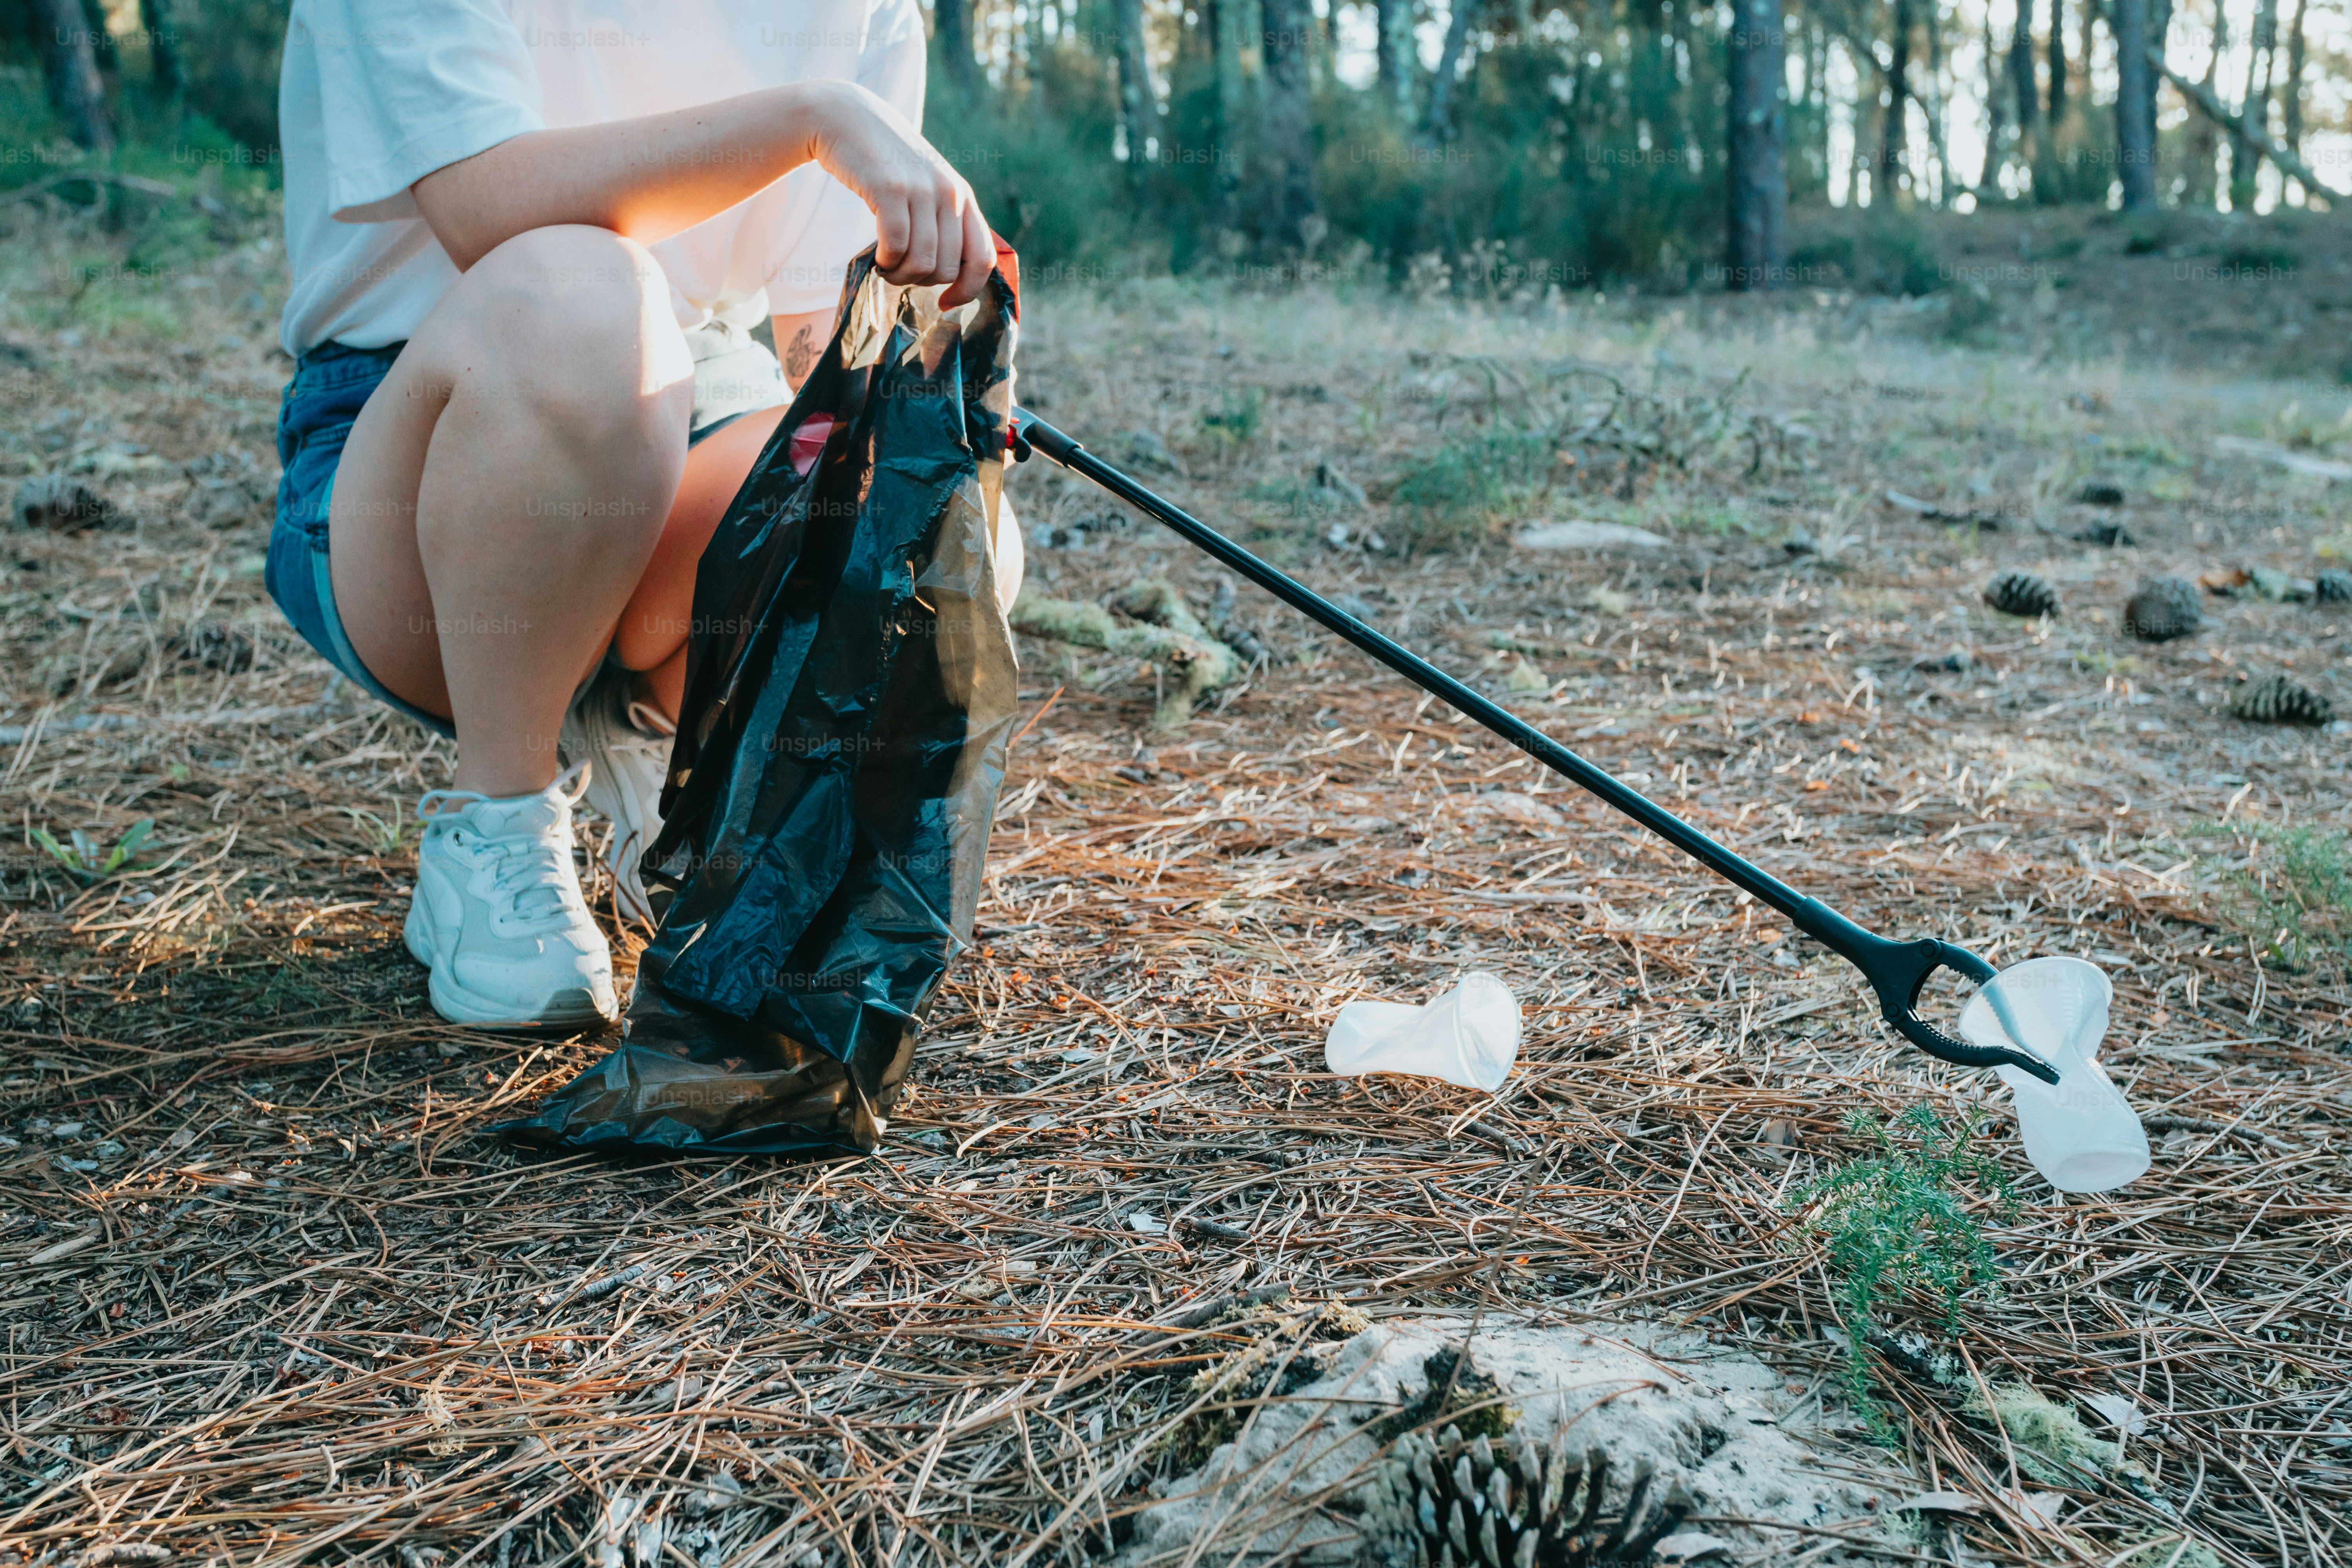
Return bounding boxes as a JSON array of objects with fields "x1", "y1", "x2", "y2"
[{"x1": 784, "y1": 325, "x2": 819, "y2": 384}]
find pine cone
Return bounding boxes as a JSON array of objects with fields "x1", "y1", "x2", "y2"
[
  {"x1": 1982, "y1": 570, "x2": 2059, "y2": 618},
  {"x1": 2123, "y1": 576, "x2": 2201, "y2": 642},
  {"x1": 2230, "y1": 675, "x2": 2333, "y2": 726},
  {"x1": 2316, "y1": 569, "x2": 2352, "y2": 605},
  {"x1": 14, "y1": 473, "x2": 118, "y2": 532},
  {"x1": 1358, "y1": 1425, "x2": 1691, "y2": 1568}
]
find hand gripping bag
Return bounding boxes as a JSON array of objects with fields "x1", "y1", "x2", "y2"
[{"x1": 498, "y1": 247, "x2": 1022, "y2": 1156}]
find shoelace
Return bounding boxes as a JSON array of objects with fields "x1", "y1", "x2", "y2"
[{"x1": 417, "y1": 764, "x2": 593, "y2": 930}]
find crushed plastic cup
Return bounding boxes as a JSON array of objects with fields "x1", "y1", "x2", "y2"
[
  {"x1": 1324, "y1": 971, "x2": 1520, "y2": 1091},
  {"x1": 1957, "y1": 956, "x2": 2150, "y2": 1194}
]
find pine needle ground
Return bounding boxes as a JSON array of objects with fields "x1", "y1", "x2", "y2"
[{"x1": 3, "y1": 198, "x2": 2348, "y2": 1568}]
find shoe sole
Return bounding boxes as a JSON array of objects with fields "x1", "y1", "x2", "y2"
[
  {"x1": 404, "y1": 892, "x2": 616, "y2": 1029},
  {"x1": 429, "y1": 965, "x2": 614, "y2": 1029}
]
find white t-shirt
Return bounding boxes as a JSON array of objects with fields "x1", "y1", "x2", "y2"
[{"x1": 278, "y1": 0, "x2": 925, "y2": 357}]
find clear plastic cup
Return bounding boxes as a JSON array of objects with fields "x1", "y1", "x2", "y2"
[
  {"x1": 1324, "y1": 971, "x2": 1520, "y2": 1091},
  {"x1": 1957, "y1": 956, "x2": 2150, "y2": 1194}
]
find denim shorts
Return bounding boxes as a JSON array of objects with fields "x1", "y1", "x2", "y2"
[{"x1": 268, "y1": 322, "x2": 790, "y2": 739}]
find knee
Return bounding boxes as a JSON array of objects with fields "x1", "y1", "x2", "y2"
[{"x1": 435, "y1": 226, "x2": 693, "y2": 456}]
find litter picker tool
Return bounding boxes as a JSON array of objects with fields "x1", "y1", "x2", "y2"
[{"x1": 1010, "y1": 409, "x2": 2067, "y2": 1089}]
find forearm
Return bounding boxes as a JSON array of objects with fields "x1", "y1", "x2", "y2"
[
  {"x1": 414, "y1": 81, "x2": 862, "y2": 270},
  {"x1": 415, "y1": 71, "x2": 996, "y2": 306}
]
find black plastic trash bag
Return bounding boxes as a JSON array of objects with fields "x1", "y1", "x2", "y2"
[{"x1": 498, "y1": 247, "x2": 1023, "y2": 1157}]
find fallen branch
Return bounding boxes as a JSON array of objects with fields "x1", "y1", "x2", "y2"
[
  {"x1": 2093, "y1": 16, "x2": 2349, "y2": 199},
  {"x1": 1010, "y1": 578, "x2": 1240, "y2": 728},
  {"x1": 2155, "y1": 55, "x2": 2343, "y2": 197},
  {"x1": 1141, "y1": 1285, "x2": 1293, "y2": 1335}
]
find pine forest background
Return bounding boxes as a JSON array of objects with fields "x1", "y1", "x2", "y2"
[{"x1": 0, "y1": 0, "x2": 2347, "y2": 308}]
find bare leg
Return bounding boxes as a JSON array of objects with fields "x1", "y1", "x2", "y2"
[
  {"x1": 328, "y1": 225, "x2": 695, "y2": 797},
  {"x1": 610, "y1": 411, "x2": 1028, "y2": 720},
  {"x1": 612, "y1": 404, "x2": 791, "y2": 698}
]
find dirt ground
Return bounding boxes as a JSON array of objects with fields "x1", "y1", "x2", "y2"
[
  {"x1": 1785, "y1": 202, "x2": 2352, "y2": 386},
  {"x1": 2, "y1": 193, "x2": 2348, "y2": 1568}
]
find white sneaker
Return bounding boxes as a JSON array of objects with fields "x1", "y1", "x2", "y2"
[
  {"x1": 559, "y1": 665, "x2": 676, "y2": 926},
  {"x1": 402, "y1": 768, "x2": 618, "y2": 1027}
]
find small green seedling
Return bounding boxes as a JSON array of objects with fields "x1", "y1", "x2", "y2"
[
  {"x1": 1198, "y1": 387, "x2": 1265, "y2": 445},
  {"x1": 2194, "y1": 820, "x2": 2352, "y2": 974},
  {"x1": 339, "y1": 801, "x2": 416, "y2": 856},
  {"x1": 30, "y1": 818, "x2": 157, "y2": 884},
  {"x1": 1785, "y1": 1104, "x2": 2016, "y2": 1442}
]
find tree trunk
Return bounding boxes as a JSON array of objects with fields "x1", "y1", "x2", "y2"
[
  {"x1": 1021, "y1": 0, "x2": 1047, "y2": 88},
  {"x1": 1664, "y1": 0, "x2": 1695, "y2": 173},
  {"x1": 33, "y1": 0, "x2": 113, "y2": 151},
  {"x1": 79, "y1": 0, "x2": 118, "y2": 75},
  {"x1": 2229, "y1": 0, "x2": 2277, "y2": 209},
  {"x1": 1878, "y1": 0, "x2": 1910, "y2": 202},
  {"x1": 932, "y1": 0, "x2": 978, "y2": 90},
  {"x1": 2113, "y1": 0, "x2": 2156, "y2": 207},
  {"x1": 141, "y1": 0, "x2": 177, "y2": 92},
  {"x1": 1424, "y1": 0, "x2": 1478, "y2": 138},
  {"x1": 2045, "y1": 0, "x2": 2066, "y2": 127},
  {"x1": 1375, "y1": 0, "x2": 1411, "y2": 108},
  {"x1": 1925, "y1": 0, "x2": 1949, "y2": 202},
  {"x1": 1259, "y1": 0, "x2": 1319, "y2": 244},
  {"x1": 2185, "y1": 0, "x2": 2223, "y2": 205},
  {"x1": 2074, "y1": 0, "x2": 2095, "y2": 116},
  {"x1": 1977, "y1": 3, "x2": 2006, "y2": 190},
  {"x1": 1808, "y1": 17, "x2": 1829, "y2": 182},
  {"x1": 2144, "y1": 32, "x2": 2344, "y2": 197},
  {"x1": 2010, "y1": 0, "x2": 2043, "y2": 188},
  {"x1": 1113, "y1": 0, "x2": 1160, "y2": 180},
  {"x1": 2281, "y1": 0, "x2": 2306, "y2": 157},
  {"x1": 1205, "y1": 0, "x2": 1244, "y2": 235},
  {"x1": 1208, "y1": 0, "x2": 1243, "y2": 103},
  {"x1": 1726, "y1": 0, "x2": 1788, "y2": 289}
]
